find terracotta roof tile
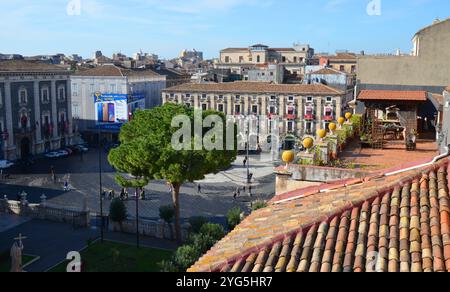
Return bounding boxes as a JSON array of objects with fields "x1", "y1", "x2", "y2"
[
  {"x1": 74, "y1": 64, "x2": 162, "y2": 77},
  {"x1": 358, "y1": 90, "x2": 428, "y2": 101},
  {"x1": 0, "y1": 60, "x2": 69, "y2": 73},
  {"x1": 188, "y1": 157, "x2": 450, "y2": 273}
]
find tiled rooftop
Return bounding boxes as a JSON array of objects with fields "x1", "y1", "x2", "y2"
[
  {"x1": 310, "y1": 67, "x2": 346, "y2": 75},
  {"x1": 74, "y1": 64, "x2": 162, "y2": 78},
  {"x1": 358, "y1": 90, "x2": 428, "y2": 102},
  {"x1": 188, "y1": 157, "x2": 450, "y2": 272},
  {"x1": 162, "y1": 82, "x2": 344, "y2": 95},
  {"x1": 0, "y1": 60, "x2": 69, "y2": 73}
]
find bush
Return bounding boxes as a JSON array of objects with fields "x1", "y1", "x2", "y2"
[
  {"x1": 159, "y1": 205, "x2": 175, "y2": 224},
  {"x1": 252, "y1": 200, "x2": 268, "y2": 211},
  {"x1": 109, "y1": 198, "x2": 127, "y2": 223},
  {"x1": 189, "y1": 233, "x2": 217, "y2": 254},
  {"x1": 172, "y1": 245, "x2": 201, "y2": 271},
  {"x1": 199, "y1": 223, "x2": 225, "y2": 241},
  {"x1": 227, "y1": 207, "x2": 242, "y2": 231},
  {"x1": 189, "y1": 216, "x2": 209, "y2": 234}
]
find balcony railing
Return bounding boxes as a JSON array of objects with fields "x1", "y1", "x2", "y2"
[
  {"x1": 304, "y1": 114, "x2": 315, "y2": 120},
  {"x1": 286, "y1": 114, "x2": 297, "y2": 120},
  {"x1": 323, "y1": 115, "x2": 334, "y2": 121}
]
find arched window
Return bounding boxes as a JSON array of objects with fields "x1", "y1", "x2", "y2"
[
  {"x1": 256, "y1": 55, "x2": 261, "y2": 63},
  {"x1": 18, "y1": 87, "x2": 27, "y2": 105},
  {"x1": 18, "y1": 109, "x2": 30, "y2": 129}
]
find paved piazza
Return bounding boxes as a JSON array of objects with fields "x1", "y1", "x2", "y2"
[{"x1": 0, "y1": 150, "x2": 277, "y2": 222}]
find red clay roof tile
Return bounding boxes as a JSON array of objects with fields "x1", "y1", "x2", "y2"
[{"x1": 358, "y1": 90, "x2": 428, "y2": 101}]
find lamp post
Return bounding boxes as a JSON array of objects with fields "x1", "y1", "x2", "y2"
[
  {"x1": 98, "y1": 126, "x2": 104, "y2": 243},
  {"x1": 246, "y1": 117, "x2": 252, "y2": 197}
]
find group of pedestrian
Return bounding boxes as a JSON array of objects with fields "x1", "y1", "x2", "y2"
[
  {"x1": 104, "y1": 187, "x2": 147, "y2": 201},
  {"x1": 233, "y1": 185, "x2": 252, "y2": 200}
]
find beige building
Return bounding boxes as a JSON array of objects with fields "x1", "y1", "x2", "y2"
[
  {"x1": 162, "y1": 82, "x2": 344, "y2": 144},
  {"x1": 357, "y1": 18, "x2": 450, "y2": 92},
  {"x1": 216, "y1": 44, "x2": 314, "y2": 75}
]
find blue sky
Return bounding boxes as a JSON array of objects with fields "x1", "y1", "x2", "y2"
[{"x1": 0, "y1": 0, "x2": 448, "y2": 59}]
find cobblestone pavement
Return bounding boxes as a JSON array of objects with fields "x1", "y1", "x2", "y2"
[{"x1": 1, "y1": 150, "x2": 277, "y2": 221}]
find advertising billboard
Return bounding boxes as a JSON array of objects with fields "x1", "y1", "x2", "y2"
[{"x1": 94, "y1": 92, "x2": 145, "y2": 130}]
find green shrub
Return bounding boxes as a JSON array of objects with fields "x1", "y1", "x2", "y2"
[
  {"x1": 109, "y1": 198, "x2": 127, "y2": 223},
  {"x1": 227, "y1": 207, "x2": 242, "y2": 231},
  {"x1": 199, "y1": 223, "x2": 225, "y2": 241},
  {"x1": 252, "y1": 200, "x2": 268, "y2": 211},
  {"x1": 159, "y1": 205, "x2": 175, "y2": 224},
  {"x1": 189, "y1": 233, "x2": 217, "y2": 254},
  {"x1": 189, "y1": 216, "x2": 209, "y2": 234},
  {"x1": 173, "y1": 245, "x2": 201, "y2": 271}
]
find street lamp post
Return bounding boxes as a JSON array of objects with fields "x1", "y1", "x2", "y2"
[
  {"x1": 98, "y1": 127, "x2": 104, "y2": 243},
  {"x1": 246, "y1": 118, "x2": 252, "y2": 197}
]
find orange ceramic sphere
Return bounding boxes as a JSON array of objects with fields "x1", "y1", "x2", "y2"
[
  {"x1": 345, "y1": 112, "x2": 353, "y2": 120},
  {"x1": 328, "y1": 123, "x2": 337, "y2": 131},
  {"x1": 338, "y1": 117, "x2": 345, "y2": 125},
  {"x1": 317, "y1": 129, "x2": 327, "y2": 139},
  {"x1": 303, "y1": 137, "x2": 314, "y2": 149},
  {"x1": 282, "y1": 150, "x2": 295, "y2": 164}
]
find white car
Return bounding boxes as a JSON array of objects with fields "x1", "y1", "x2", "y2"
[
  {"x1": 0, "y1": 160, "x2": 14, "y2": 169},
  {"x1": 45, "y1": 152, "x2": 60, "y2": 158},
  {"x1": 56, "y1": 150, "x2": 69, "y2": 157}
]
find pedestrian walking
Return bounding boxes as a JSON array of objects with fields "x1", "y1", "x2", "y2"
[
  {"x1": 140, "y1": 187, "x2": 146, "y2": 200},
  {"x1": 243, "y1": 158, "x2": 247, "y2": 167},
  {"x1": 50, "y1": 166, "x2": 56, "y2": 183},
  {"x1": 64, "y1": 180, "x2": 69, "y2": 192},
  {"x1": 198, "y1": 184, "x2": 202, "y2": 194},
  {"x1": 233, "y1": 191, "x2": 237, "y2": 200},
  {"x1": 237, "y1": 188, "x2": 241, "y2": 197}
]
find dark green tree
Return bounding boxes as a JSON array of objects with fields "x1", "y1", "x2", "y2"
[
  {"x1": 109, "y1": 198, "x2": 127, "y2": 231},
  {"x1": 109, "y1": 104, "x2": 237, "y2": 243}
]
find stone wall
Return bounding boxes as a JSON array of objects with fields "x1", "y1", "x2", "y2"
[
  {"x1": 0, "y1": 198, "x2": 90, "y2": 228},
  {"x1": 276, "y1": 165, "x2": 370, "y2": 196},
  {"x1": 109, "y1": 218, "x2": 190, "y2": 242}
]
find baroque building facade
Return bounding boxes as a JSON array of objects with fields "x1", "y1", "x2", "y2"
[
  {"x1": 162, "y1": 82, "x2": 344, "y2": 148},
  {"x1": 0, "y1": 61, "x2": 73, "y2": 160}
]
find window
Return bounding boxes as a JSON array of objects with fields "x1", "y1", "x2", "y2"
[
  {"x1": 19, "y1": 88, "x2": 27, "y2": 104},
  {"x1": 201, "y1": 94, "x2": 207, "y2": 99},
  {"x1": 41, "y1": 87, "x2": 50, "y2": 104},
  {"x1": 287, "y1": 107, "x2": 295, "y2": 115},
  {"x1": 170, "y1": 93, "x2": 175, "y2": 98},
  {"x1": 282, "y1": 56, "x2": 286, "y2": 63},
  {"x1": 340, "y1": 65, "x2": 345, "y2": 72},
  {"x1": 72, "y1": 103, "x2": 80, "y2": 119},
  {"x1": 326, "y1": 96, "x2": 332, "y2": 103},
  {"x1": 218, "y1": 95, "x2": 223, "y2": 100},
  {"x1": 218, "y1": 104, "x2": 224, "y2": 112},
  {"x1": 287, "y1": 122, "x2": 294, "y2": 132},
  {"x1": 269, "y1": 106, "x2": 276, "y2": 114},
  {"x1": 294, "y1": 57, "x2": 297, "y2": 63},
  {"x1": 225, "y1": 56, "x2": 230, "y2": 63},
  {"x1": 110, "y1": 84, "x2": 116, "y2": 93},
  {"x1": 239, "y1": 56, "x2": 244, "y2": 63},
  {"x1": 288, "y1": 96, "x2": 294, "y2": 102},
  {"x1": 252, "y1": 105, "x2": 258, "y2": 114},
  {"x1": 58, "y1": 86, "x2": 66, "y2": 101},
  {"x1": 185, "y1": 103, "x2": 191, "y2": 108},
  {"x1": 306, "y1": 96, "x2": 313, "y2": 103},
  {"x1": 234, "y1": 105, "x2": 241, "y2": 114},
  {"x1": 185, "y1": 93, "x2": 191, "y2": 98},
  {"x1": 72, "y1": 83, "x2": 78, "y2": 96},
  {"x1": 202, "y1": 104, "x2": 207, "y2": 111},
  {"x1": 257, "y1": 56, "x2": 261, "y2": 63},
  {"x1": 235, "y1": 95, "x2": 240, "y2": 101},
  {"x1": 0, "y1": 119, "x2": 4, "y2": 132},
  {"x1": 351, "y1": 65, "x2": 356, "y2": 73},
  {"x1": 270, "y1": 96, "x2": 276, "y2": 102},
  {"x1": 270, "y1": 72, "x2": 274, "y2": 76}
]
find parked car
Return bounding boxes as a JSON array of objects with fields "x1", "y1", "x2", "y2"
[
  {"x1": 0, "y1": 160, "x2": 14, "y2": 169},
  {"x1": 56, "y1": 150, "x2": 69, "y2": 157},
  {"x1": 45, "y1": 152, "x2": 60, "y2": 159}
]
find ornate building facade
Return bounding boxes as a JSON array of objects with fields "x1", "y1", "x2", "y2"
[
  {"x1": 162, "y1": 82, "x2": 344, "y2": 148},
  {"x1": 0, "y1": 61, "x2": 73, "y2": 160}
]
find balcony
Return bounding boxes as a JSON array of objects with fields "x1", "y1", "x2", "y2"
[
  {"x1": 323, "y1": 115, "x2": 334, "y2": 121},
  {"x1": 285, "y1": 114, "x2": 297, "y2": 120},
  {"x1": 304, "y1": 114, "x2": 315, "y2": 120}
]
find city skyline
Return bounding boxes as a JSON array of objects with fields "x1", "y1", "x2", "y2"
[{"x1": 0, "y1": 0, "x2": 448, "y2": 59}]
